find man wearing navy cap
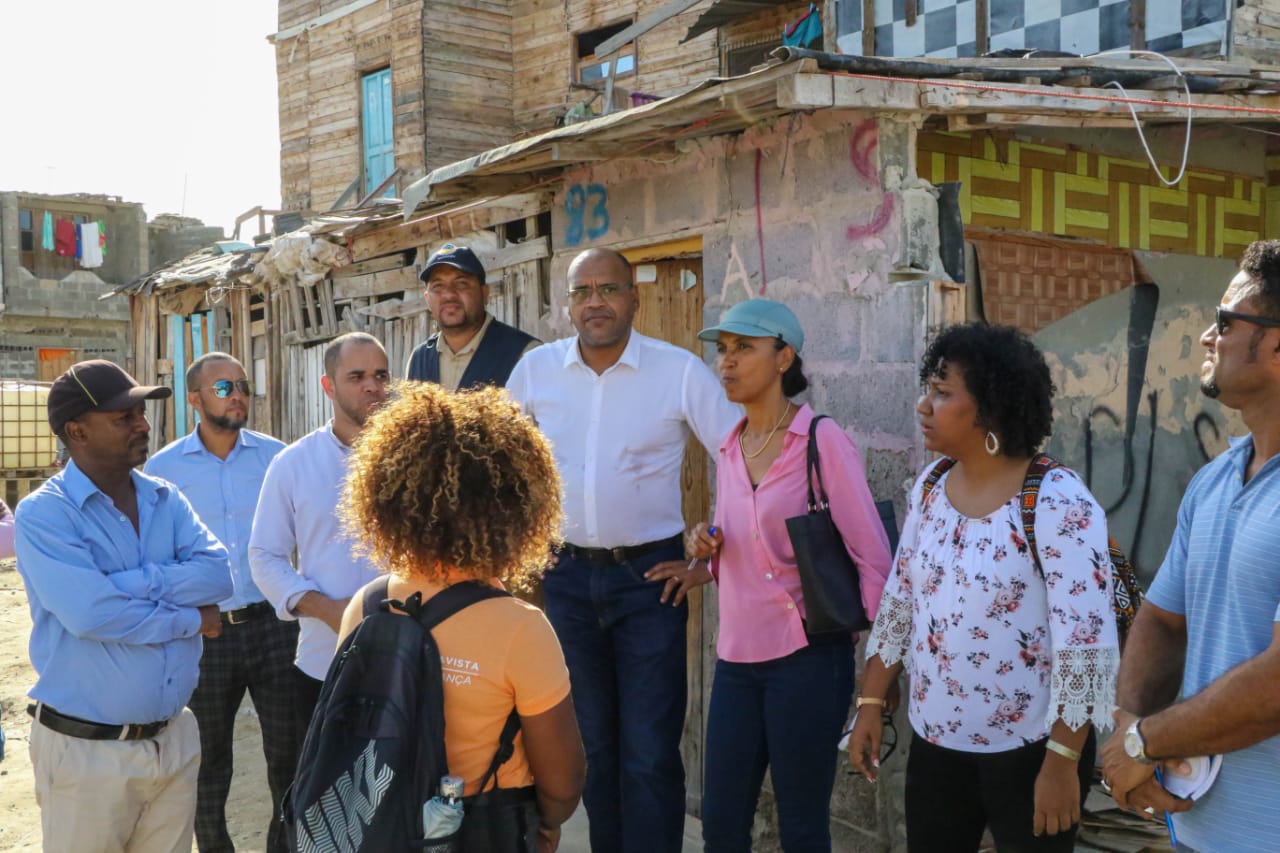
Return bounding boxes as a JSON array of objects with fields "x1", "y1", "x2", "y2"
[
  {"x1": 14, "y1": 359, "x2": 232, "y2": 853},
  {"x1": 405, "y1": 243, "x2": 539, "y2": 389}
]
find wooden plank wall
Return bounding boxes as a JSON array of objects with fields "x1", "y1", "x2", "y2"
[
  {"x1": 423, "y1": 1, "x2": 518, "y2": 167},
  {"x1": 1233, "y1": 1, "x2": 1280, "y2": 63},
  {"x1": 512, "y1": 0, "x2": 719, "y2": 134},
  {"x1": 720, "y1": 0, "x2": 811, "y2": 65},
  {"x1": 275, "y1": 0, "x2": 427, "y2": 213}
]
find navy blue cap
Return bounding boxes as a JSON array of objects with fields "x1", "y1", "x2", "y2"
[{"x1": 420, "y1": 244, "x2": 486, "y2": 283}]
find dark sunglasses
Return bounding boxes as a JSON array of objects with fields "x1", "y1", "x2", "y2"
[
  {"x1": 1215, "y1": 306, "x2": 1280, "y2": 336},
  {"x1": 196, "y1": 379, "x2": 253, "y2": 398},
  {"x1": 843, "y1": 712, "x2": 898, "y2": 770}
]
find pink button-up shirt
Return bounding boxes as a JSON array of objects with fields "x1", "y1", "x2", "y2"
[{"x1": 711, "y1": 404, "x2": 892, "y2": 663}]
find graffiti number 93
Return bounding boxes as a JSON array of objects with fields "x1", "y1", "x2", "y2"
[{"x1": 564, "y1": 183, "x2": 610, "y2": 246}]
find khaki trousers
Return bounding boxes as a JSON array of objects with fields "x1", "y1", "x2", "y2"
[{"x1": 29, "y1": 706, "x2": 200, "y2": 853}]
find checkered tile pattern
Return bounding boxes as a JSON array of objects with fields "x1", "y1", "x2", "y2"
[{"x1": 834, "y1": 0, "x2": 1227, "y2": 59}]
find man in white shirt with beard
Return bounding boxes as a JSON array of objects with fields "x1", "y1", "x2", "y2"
[
  {"x1": 507, "y1": 248, "x2": 740, "y2": 853},
  {"x1": 249, "y1": 332, "x2": 390, "y2": 744}
]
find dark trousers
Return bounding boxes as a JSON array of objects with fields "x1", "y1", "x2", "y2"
[
  {"x1": 293, "y1": 668, "x2": 324, "y2": 755},
  {"x1": 905, "y1": 729, "x2": 1097, "y2": 853},
  {"x1": 701, "y1": 637, "x2": 855, "y2": 853},
  {"x1": 190, "y1": 613, "x2": 300, "y2": 853},
  {"x1": 543, "y1": 542, "x2": 689, "y2": 853}
]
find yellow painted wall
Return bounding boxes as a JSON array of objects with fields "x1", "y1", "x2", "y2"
[{"x1": 919, "y1": 132, "x2": 1266, "y2": 258}]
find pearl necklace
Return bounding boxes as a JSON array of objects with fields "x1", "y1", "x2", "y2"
[{"x1": 739, "y1": 402, "x2": 793, "y2": 459}]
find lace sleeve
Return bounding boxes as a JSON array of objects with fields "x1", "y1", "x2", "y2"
[
  {"x1": 1050, "y1": 645, "x2": 1119, "y2": 731},
  {"x1": 865, "y1": 594, "x2": 913, "y2": 667}
]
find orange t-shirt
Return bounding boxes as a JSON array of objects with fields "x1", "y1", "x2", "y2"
[{"x1": 429, "y1": 595, "x2": 571, "y2": 795}]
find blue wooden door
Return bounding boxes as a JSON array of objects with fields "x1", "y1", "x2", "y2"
[{"x1": 362, "y1": 68, "x2": 394, "y2": 197}]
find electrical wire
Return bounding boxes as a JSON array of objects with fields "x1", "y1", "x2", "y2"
[{"x1": 1087, "y1": 49, "x2": 1193, "y2": 187}]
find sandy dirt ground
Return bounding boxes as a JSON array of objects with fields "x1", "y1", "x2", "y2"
[{"x1": 0, "y1": 558, "x2": 273, "y2": 853}]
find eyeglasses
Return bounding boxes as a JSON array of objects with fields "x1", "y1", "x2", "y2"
[
  {"x1": 196, "y1": 379, "x2": 253, "y2": 398},
  {"x1": 566, "y1": 283, "x2": 633, "y2": 304},
  {"x1": 842, "y1": 712, "x2": 898, "y2": 771},
  {"x1": 1215, "y1": 306, "x2": 1280, "y2": 336}
]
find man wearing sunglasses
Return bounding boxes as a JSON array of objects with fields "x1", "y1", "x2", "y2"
[
  {"x1": 1101, "y1": 240, "x2": 1280, "y2": 852},
  {"x1": 405, "y1": 243, "x2": 539, "y2": 390},
  {"x1": 145, "y1": 352, "x2": 294, "y2": 853},
  {"x1": 507, "y1": 248, "x2": 741, "y2": 853}
]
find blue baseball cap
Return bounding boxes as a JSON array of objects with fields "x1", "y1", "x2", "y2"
[
  {"x1": 698, "y1": 299, "x2": 805, "y2": 353},
  {"x1": 420, "y1": 243, "x2": 486, "y2": 282}
]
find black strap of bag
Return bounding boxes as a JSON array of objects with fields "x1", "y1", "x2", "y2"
[{"x1": 804, "y1": 415, "x2": 831, "y2": 511}]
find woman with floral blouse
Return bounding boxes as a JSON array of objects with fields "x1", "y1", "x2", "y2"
[{"x1": 847, "y1": 323, "x2": 1119, "y2": 852}]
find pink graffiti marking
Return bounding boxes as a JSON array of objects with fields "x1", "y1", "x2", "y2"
[
  {"x1": 849, "y1": 120, "x2": 878, "y2": 183},
  {"x1": 846, "y1": 196, "x2": 895, "y2": 241}
]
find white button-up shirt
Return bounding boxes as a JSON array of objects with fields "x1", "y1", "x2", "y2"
[
  {"x1": 249, "y1": 422, "x2": 380, "y2": 679},
  {"x1": 506, "y1": 331, "x2": 741, "y2": 548}
]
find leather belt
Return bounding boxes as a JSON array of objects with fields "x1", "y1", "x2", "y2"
[
  {"x1": 28, "y1": 703, "x2": 168, "y2": 741},
  {"x1": 221, "y1": 600, "x2": 274, "y2": 626},
  {"x1": 560, "y1": 534, "x2": 683, "y2": 567}
]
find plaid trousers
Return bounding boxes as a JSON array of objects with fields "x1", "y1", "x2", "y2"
[{"x1": 189, "y1": 613, "x2": 300, "y2": 853}]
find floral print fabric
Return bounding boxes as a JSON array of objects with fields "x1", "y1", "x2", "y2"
[{"x1": 867, "y1": 464, "x2": 1119, "y2": 752}]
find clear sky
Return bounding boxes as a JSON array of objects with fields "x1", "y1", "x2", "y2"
[{"x1": 1, "y1": 1, "x2": 282, "y2": 237}]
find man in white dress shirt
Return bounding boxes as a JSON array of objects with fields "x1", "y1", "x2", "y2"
[
  {"x1": 249, "y1": 332, "x2": 390, "y2": 745},
  {"x1": 506, "y1": 248, "x2": 740, "y2": 853}
]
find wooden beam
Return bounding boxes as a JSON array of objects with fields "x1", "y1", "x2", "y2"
[
  {"x1": 862, "y1": 0, "x2": 875, "y2": 55},
  {"x1": 948, "y1": 113, "x2": 1138, "y2": 130},
  {"x1": 329, "y1": 251, "x2": 414, "y2": 279},
  {"x1": 487, "y1": 236, "x2": 551, "y2": 271},
  {"x1": 415, "y1": 174, "x2": 550, "y2": 205},
  {"x1": 549, "y1": 141, "x2": 679, "y2": 161},
  {"x1": 332, "y1": 267, "x2": 421, "y2": 301},
  {"x1": 594, "y1": 0, "x2": 703, "y2": 58},
  {"x1": 355, "y1": 297, "x2": 430, "y2": 320},
  {"x1": 347, "y1": 193, "x2": 549, "y2": 263},
  {"x1": 269, "y1": 0, "x2": 381, "y2": 43},
  {"x1": 975, "y1": 0, "x2": 989, "y2": 56}
]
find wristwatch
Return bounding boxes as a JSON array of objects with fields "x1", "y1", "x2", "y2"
[{"x1": 1123, "y1": 718, "x2": 1155, "y2": 765}]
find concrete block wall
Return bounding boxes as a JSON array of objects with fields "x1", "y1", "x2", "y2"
[{"x1": 547, "y1": 109, "x2": 951, "y2": 852}]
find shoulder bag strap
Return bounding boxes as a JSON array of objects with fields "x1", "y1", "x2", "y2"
[
  {"x1": 360, "y1": 575, "x2": 393, "y2": 619},
  {"x1": 920, "y1": 457, "x2": 956, "y2": 500},
  {"x1": 805, "y1": 414, "x2": 828, "y2": 510},
  {"x1": 1019, "y1": 453, "x2": 1060, "y2": 577},
  {"x1": 474, "y1": 709, "x2": 523, "y2": 794},
  {"x1": 416, "y1": 581, "x2": 511, "y2": 631}
]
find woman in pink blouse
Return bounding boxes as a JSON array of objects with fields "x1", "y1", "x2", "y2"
[
  {"x1": 847, "y1": 324, "x2": 1119, "y2": 852},
  {"x1": 668, "y1": 299, "x2": 893, "y2": 851}
]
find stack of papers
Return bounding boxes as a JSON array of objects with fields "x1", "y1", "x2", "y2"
[{"x1": 1159, "y1": 754, "x2": 1221, "y2": 800}]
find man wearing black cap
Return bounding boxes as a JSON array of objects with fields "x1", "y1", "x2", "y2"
[
  {"x1": 14, "y1": 359, "x2": 232, "y2": 853},
  {"x1": 405, "y1": 243, "x2": 539, "y2": 389}
]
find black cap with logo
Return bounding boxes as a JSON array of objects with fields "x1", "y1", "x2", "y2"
[
  {"x1": 47, "y1": 360, "x2": 172, "y2": 435},
  {"x1": 419, "y1": 244, "x2": 486, "y2": 283}
]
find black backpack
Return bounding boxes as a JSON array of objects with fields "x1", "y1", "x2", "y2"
[{"x1": 284, "y1": 576, "x2": 519, "y2": 852}]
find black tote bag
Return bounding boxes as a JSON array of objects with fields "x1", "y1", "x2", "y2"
[{"x1": 785, "y1": 415, "x2": 873, "y2": 634}]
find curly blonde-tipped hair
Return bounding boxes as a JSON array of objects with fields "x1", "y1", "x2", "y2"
[{"x1": 340, "y1": 382, "x2": 562, "y2": 588}]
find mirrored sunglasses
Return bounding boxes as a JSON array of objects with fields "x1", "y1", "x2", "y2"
[{"x1": 198, "y1": 379, "x2": 253, "y2": 398}]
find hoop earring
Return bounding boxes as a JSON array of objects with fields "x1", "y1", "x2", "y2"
[{"x1": 985, "y1": 431, "x2": 1000, "y2": 456}]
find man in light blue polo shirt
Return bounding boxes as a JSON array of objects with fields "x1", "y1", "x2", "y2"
[
  {"x1": 146, "y1": 352, "x2": 292, "y2": 853},
  {"x1": 15, "y1": 359, "x2": 231, "y2": 853},
  {"x1": 1101, "y1": 240, "x2": 1280, "y2": 852}
]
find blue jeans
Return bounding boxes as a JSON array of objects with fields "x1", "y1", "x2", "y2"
[
  {"x1": 543, "y1": 542, "x2": 688, "y2": 853},
  {"x1": 702, "y1": 637, "x2": 855, "y2": 853}
]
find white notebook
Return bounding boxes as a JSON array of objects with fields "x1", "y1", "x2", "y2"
[{"x1": 1160, "y1": 754, "x2": 1222, "y2": 800}]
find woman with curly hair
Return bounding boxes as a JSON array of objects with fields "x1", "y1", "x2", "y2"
[
  {"x1": 337, "y1": 382, "x2": 585, "y2": 853},
  {"x1": 847, "y1": 323, "x2": 1119, "y2": 852}
]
